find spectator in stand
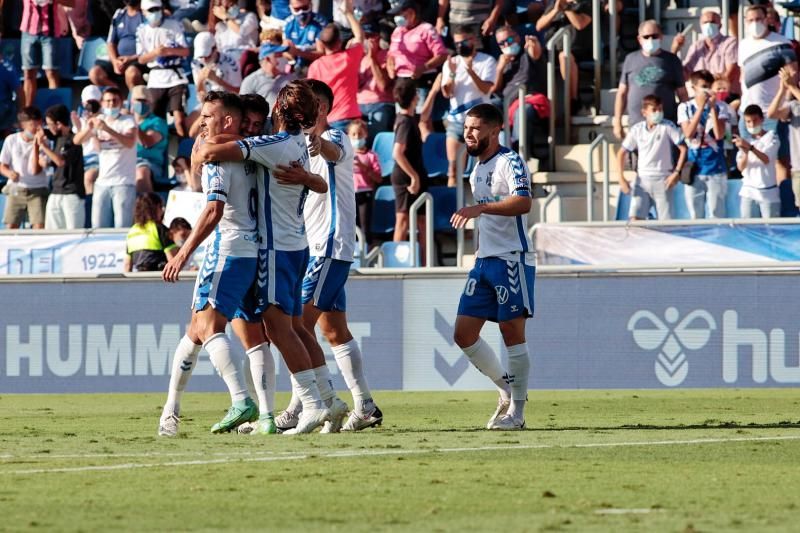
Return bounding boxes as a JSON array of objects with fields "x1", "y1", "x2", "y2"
[
  {"x1": 271, "y1": 0, "x2": 291, "y2": 20},
  {"x1": 348, "y1": 119, "x2": 381, "y2": 239},
  {"x1": 387, "y1": 0, "x2": 448, "y2": 138},
  {"x1": 72, "y1": 85, "x2": 101, "y2": 219},
  {"x1": 617, "y1": 95, "x2": 687, "y2": 220},
  {"x1": 240, "y1": 93, "x2": 270, "y2": 136},
  {"x1": 168, "y1": 217, "x2": 192, "y2": 257},
  {"x1": 677, "y1": 70, "x2": 729, "y2": 219},
  {"x1": 171, "y1": 156, "x2": 194, "y2": 191},
  {"x1": 671, "y1": 8, "x2": 739, "y2": 96},
  {"x1": 282, "y1": 0, "x2": 326, "y2": 70},
  {"x1": 131, "y1": 85, "x2": 168, "y2": 193},
  {"x1": 75, "y1": 87, "x2": 138, "y2": 228},
  {"x1": 213, "y1": 0, "x2": 259, "y2": 52},
  {"x1": 613, "y1": 20, "x2": 687, "y2": 140},
  {"x1": 535, "y1": 0, "x2": 592, "y2": 113},
  {"x1": 136, "y1": 0, "x2": 190, "y2": 137},
  {"x1": 41, "y1": 104, "x2": 84, "y2": 229},
  {"x1": 90, "y1": 0, "x2": 146, "y2": 92},
  {"x1": 239, "y1": 42, "x2": 296, "y2": 110},
  {"x1": 0, "y1": 106, "x2": 49, "y2": 229},
  {"x1": 767, "y1": 66, "x2": 800, "y2": 210},
  {"x1": 307, "y1": 0, "x2": 364, "y2": 131},
  {"x1": 59, "y1": 0, "x2": 90, "y2": 50},
  {"x1": 124, "y1": 192, "x2": 177, "y2": 272},
  {"x1": 20, "y1": 0, "x2": 71, "y2": 108},
  {"x1": 440, "y1": 25, "x2": 497, "y2": 187},
  {"x1": 169, "y1": 0, "x2": 210, "y2": 27},
  {"x1": 256, "y1": 0, "x2": 286, "y2": 32},
  {"x1": 358, "y1": 22, "x2": 394, "y2": 146},
  {"x1": 391, "y1": 78, "x2": 427, "y2": 259},
  {"x1": 436, "y1": 0, "x2": 503, "y2": 38},
  {"x1": 736, "y1": 104, "x2": 780, "y2": 218},
  {"x1": 490, "y1": 25, "x2": 547, "y2": 159},
  {"x1": 333, "y1": 0, "x2": 381, "y2": 29}
]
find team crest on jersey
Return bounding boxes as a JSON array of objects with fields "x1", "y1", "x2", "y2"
[{"x1": 486, "y1": 172, "x2": 493, "y2": 187}]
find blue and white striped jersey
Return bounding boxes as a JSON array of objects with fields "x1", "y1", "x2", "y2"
[
  {"x1": 305, "y1": 128, "x2": 356, "y2": 261},
  {"x1": 237, "y1": 131, "x2": 310, "y2": 252},
  {"x1": 201, "y1": 160, "x2": 260, "y2": 257},
  {"x1": 470, "y1": 146, "x2": 533, "y2": 262}
]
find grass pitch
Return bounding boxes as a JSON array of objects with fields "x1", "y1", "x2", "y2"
[{"x1": 1, "y1": 389, "x2": 799, "y2": 532}]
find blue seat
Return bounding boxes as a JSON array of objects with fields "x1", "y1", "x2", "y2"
[
  {"x1": 372, "y1": 131, "x2": 395, "y2": 178},
  {"x1": 422, "y1": 132, "x2": 447, "y2": 178},
  {"x1": 177, "y1": 137, "x2": 195, "y2": 158},
  {"x1": 370, "y1": 185, "x2": 396, "y2": 235},
  {"x1": 380, "y1": 241, "x2": 419, "y2": 267},
  {"x1": 75, "y1": 37, "x2": 109, "y2": 80},
  {"x1": 0, "y1": 39, "x2": 21, "y2": 76},
  {"x1": 35, "y1": 88, "x2": 73, "y2": 112},
  {"x1": 186, "y1": 83, "x2": 198, "y2": 112},
  {"x1": 55, "y1": 38, "x2": 75, "y2": 79},
  {"x1": 428, "y1": 185, "x2": 457, "y2": 232}
]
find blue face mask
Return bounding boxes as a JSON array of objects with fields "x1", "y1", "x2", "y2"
[
  {"x1": 146, "y1": 11, "x2": 162, "y2": 25},
  {"x1": 501, "y1": 43, "x2": 521, "y2": 56},
  {"x1": 103, "y1": 107, "x2": 121, "y2": 119},
  {"x1": 394, "y1": 15, "x2": 407, "y2": 27},
  {"x1": 132, "y1": 101, "x2": 150, "y2": 116},
  {"x1": 228, "y1": 5, "x2": 239, "y2": 19},
  {"x1": 352, "y1": 138, "x2": 366, "y2": 149}
]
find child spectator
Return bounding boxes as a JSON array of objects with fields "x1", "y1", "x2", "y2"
[
  {"x1": 171, "y1": 156, "x2": 194, "y2": 191},
  {"x1": 617, "y1": 95, "x2": 687, "y2": 220},
  {"x1": 41, "y1": 104, "x2": 85, "y2": 229},
  {"x1": 736, "y1": 104, "x2": 780, "y2": 218},
  {"x1": 168, "y1": 216, "x2": 192, "y2": 247},
  {"x1": 348, "y1": 119, "x2": 381, "y2": 239},
  {"x1": 132, "y1": 85, "x2": 169, "y2": 193},
  {"x1": 678, "y1": 69, "x2": 729, "y2": 219},
  {"x1": 124, "y1": 192, "x2": 177, "y2": 272},
  {"x1": 0, "y1": 106, "x2": 49, "y2": 229},
  {"x1": 391, "y1": 78, "x2": 427, "y2": 258},
  {"x1": 767, "y1": 66, "x2": 800, "y2": 211}
]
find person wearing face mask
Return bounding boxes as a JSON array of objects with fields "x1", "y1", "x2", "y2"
[
  {"x1": 132, "y1": 85, "x2": 168, "y2": 193},
  {"x1": 617, "y1": 94, "x2": 688, "y2": 220},
  {"x1": 213, "y1": 0, "x2": 259, "y2": 52},
  {"x1": 613, "y1": 20, "x2": 687, "y2": 141},
  {"x1": 240, "y1": 42, "x2": 297, "y2": 109},
  {"x1": 735, "y1": 104, "x2": 780, "y2": 218},
  {"x1": 0, "y1": 106, "x2": 49, "y2": 229},
  {"x1": 136, "y1": 0, "x2": 191, "y2": 138},
  {"x1": 282, "y1": 0, "x2": 327, "y2": 70},
  {"x1": 671, "y1": 8, "x2": 739, "y2": 97},
  {"x1": 90, "y1": 0, "x2": 146, "y2": 92},
  {"x1": 307, "y1": 0, "x2": 365, "y2": 131},
  {"x1": 75, "y1": 87, "x2": 138, "y2": 228},
  {"x1": 41, "y1": 104, "x2": 85, "y2": 230},
  {"x1": 357, "y1": 23, "x2": 395, "y2": 146},
  {"x1": 189, "y1": 31, "x2": 243, "y2": 112},
  {"x1": 440, "y1": 25, "x2": 497, "y2": 187},
  {"x1": 767, "y1": 65, "x2": 800, "y2": 212},
  {"x1": 386, "y1": 0, "x2": 448, "y2": 139}
]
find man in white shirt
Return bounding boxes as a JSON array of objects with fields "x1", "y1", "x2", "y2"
[
  {"x1": 0, "y1": 106, "x2": 49, "y2": 229},
  {"x1": 450, "y1": 103, "x2": 534, "y2": 431},
  {"x1": 136, "y1": 0, "x2": 190, "y2": 137},
  {"x1": 441, "y1": 25, "x2": 497, "y2": 187},
  {"x1": 735, "y1": 104, "x2": 781, "y2": 218},
  {"x1": 75, "y1": 87, "x2": 138, "y2": 228}
]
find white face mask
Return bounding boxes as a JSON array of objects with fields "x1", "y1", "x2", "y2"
[
  {"x1": 746, "y1": 124, "x2": 763, "y2": 136},
  {"x1": 641, "y1": 37, "x2": 661, "y2": 54},
  {"x1": 649, "y1": 111, "x2": 664, "y2": 124},
  {"x1": 748, "y1": 21, "x2": 766, "y2": 38},
  {"x1": 701, "y1": 22, "x2": 719, "y2": 38}
]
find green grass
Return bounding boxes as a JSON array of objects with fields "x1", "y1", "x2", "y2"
[{"x1": 1, "y1": 390, "x2": 800, "y2": 532}]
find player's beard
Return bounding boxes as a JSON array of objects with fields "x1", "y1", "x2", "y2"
[{"x1": 465, "y1": 136, "x2": 489, "y2": 157}]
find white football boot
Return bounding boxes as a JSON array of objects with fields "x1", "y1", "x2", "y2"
[
  {"x1": 486, "y1": 397, "x2": 510, "y2": 430},
  {"x1": 158, "y1": 412, "x2": 180, "y2": 437},
  {"x1": 282, "y1": 408, "x2": 330, "y2": 435},
  {"x1": 320, "y1": 397, "x2": 349, "y2": 434},
  {"x1": 488, "y1": 413, "x2": 525, "y2": 431}
]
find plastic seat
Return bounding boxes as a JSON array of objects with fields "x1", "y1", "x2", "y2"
[
  {"x1": 55, "y1": 38, "x2": 75, "y2": 80},
  {"x1": 428, "y1": 185, "x2": 457, "y2": 232},
  {"x1": 34, "y1": 88, "x2": 73, "y2": 112},
  {"x1": 74, "y1": 37, "x2": 109, "y2": 80},
  {"x1": 372, "y1": 131, "x2": 395, "y2": 178},
  {"x1": 422, "y1": 132, "x2": 447, "y2": 178},
  {"x1": 380, "y1": 241, "x2": 419, "y2": 267},
  {"x1": 177, "y1": 137, "x2": 195, "y2": 158},
  {"x1": 370, "y1": 185, "x2": 396, "y2": 235}
]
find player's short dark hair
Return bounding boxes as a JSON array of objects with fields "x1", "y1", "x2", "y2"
[
  {"x1": 743, "y1": 104, "x2": 764, "y2": 119},
  {"x1": 240, "y1": 93, "x2": 269, "y2": 120},
  {"x1": 690, "y1": 69, "x2": 714, "y2": 86},
  {"x1": 204, "y1": 90, "x2": 244, "y2": 119},
  {"x1": 273, "y1": 80, "x2": 319, "y2": 132},
  {"x1": 45, "y1": 104, "x2": 70, "y2": 127},
  {"x1": 641, "y1": 94, "x2": 662, "y2": 110},
  {"x1": 393, "y1": 78, "x2": 417, "y2": 110},
  {"x1": 18, "y1": 106, "x2": 42, "y2": 123},
  {"x1": 306, "y1": 79, "x2": 335, "y2": 112},
  {"x1": 102, "y1": 86, "x2": 123, "y2": 99},
  {"x1": 169, "y1": 217, "x2": 192, "y2": 233},
  {"x1": 465, "y1": 103, "x2": 503, "y2": 128}
]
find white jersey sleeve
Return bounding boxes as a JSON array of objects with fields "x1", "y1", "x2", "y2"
[{"x1": 201, "y1": 161, "x2": 260, "y2": 257}]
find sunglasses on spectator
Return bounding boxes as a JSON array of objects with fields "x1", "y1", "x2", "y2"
[
  {"x1": 640, "y1": 34, "x2": 660, "y2": 39},
  {"x1": 146, "y1": 7, "x2": 161, "y2": 12},
  {"x1": 497, "y1": 36, "x2": 515, "y2": 45}
]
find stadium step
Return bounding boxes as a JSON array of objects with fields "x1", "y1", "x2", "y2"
[{"x1": 551, "y1": 145, "x2": 631, "y2": 174}]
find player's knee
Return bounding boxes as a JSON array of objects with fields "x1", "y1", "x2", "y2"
[
  {"x1": 453, "y1": 328, "x2": 478, "y2": 349},
  {"x1": 498, "y1": 321, "x2": 525, "y2": 346}
]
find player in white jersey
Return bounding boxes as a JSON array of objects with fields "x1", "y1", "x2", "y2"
[
  {"x1": 275, "y1": 80, "x2": 382, "y2": 434},
  {"x1": 198, "y1": 81, "x2": 334, "y2": 434},
  {"x1": 158, "y1": 93, "x2": 280, "y2": 437},
  {"x1": 450, "y1": 103, "x2": 534, "y2": 431}
]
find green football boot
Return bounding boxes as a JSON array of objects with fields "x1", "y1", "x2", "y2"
[
  {"x1": 253, "y1": 414, "x2": 278, "y2": 435},
  {"x1": 211, "y1": 398, "x2": 259, "y2": 433}
]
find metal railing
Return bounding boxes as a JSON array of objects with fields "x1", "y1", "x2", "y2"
[
  {"x1": 547, "y1": 26, "x2": 573, "y2": 163},
  {"x1": 354, "y1": 225, "x2": 367, "y2": 264},
  {"x1": 539, "y1": 186, "x2": 558, "y2": 223},
  {"x1": 592, "y1": 0, "x2": 602, "y2": 109},
  {"x1": 609, "y1": 0, "x2": 618, "y2": 88},
  {"x1": 639, "y1": 0, "x2": 646, "y2": 23},
  {"x1": 721, "y1": 0, "x2": 730, "y2": 35},
  {"x1": 409, "y1": 192, "x2": 434, "y2": 268},
  {"x1": 586, "y1": 133, "x2": 611, "y2": 221}
]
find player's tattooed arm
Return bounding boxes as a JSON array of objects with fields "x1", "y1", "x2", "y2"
[{"x1": 274, "y1": 162, "x2": 329, "y2": 193}]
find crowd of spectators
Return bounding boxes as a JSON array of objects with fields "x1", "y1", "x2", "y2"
[{"x1": 4, "y1": 0, "x2": 800, "y2": 240}]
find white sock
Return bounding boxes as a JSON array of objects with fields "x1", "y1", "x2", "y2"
[
  {"x1": 313, "y1": 364, "x2": 336, "y2": 405},
  {"x1": 505, "y1": 343, "x2": 530, "y2": 420},
  {"x1": 247, "y1": 343, "x2": 275, "y2": 417},
  {"x1": 205, "y1": 333, "x2": 249, "y2": 403},
  {"x1": 284, "y1": 388, "x2": 303, "y2": 415},
  {"x1": 163, "y1": 335, "x2": 201, "y2": 417},
  {"x1": 332, "y1": 339, "x2": 373, "y2": 411},
  {"x1": 290, "y1": 369, "x2": 325, "y2": 410},
  {"x1": 462, "y1": 338, "x2": 511, "y2": 401}
]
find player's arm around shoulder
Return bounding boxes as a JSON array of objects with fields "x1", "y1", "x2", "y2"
[{"x1": 197, "y1": 135, "x2": 246, "y2": 163}]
